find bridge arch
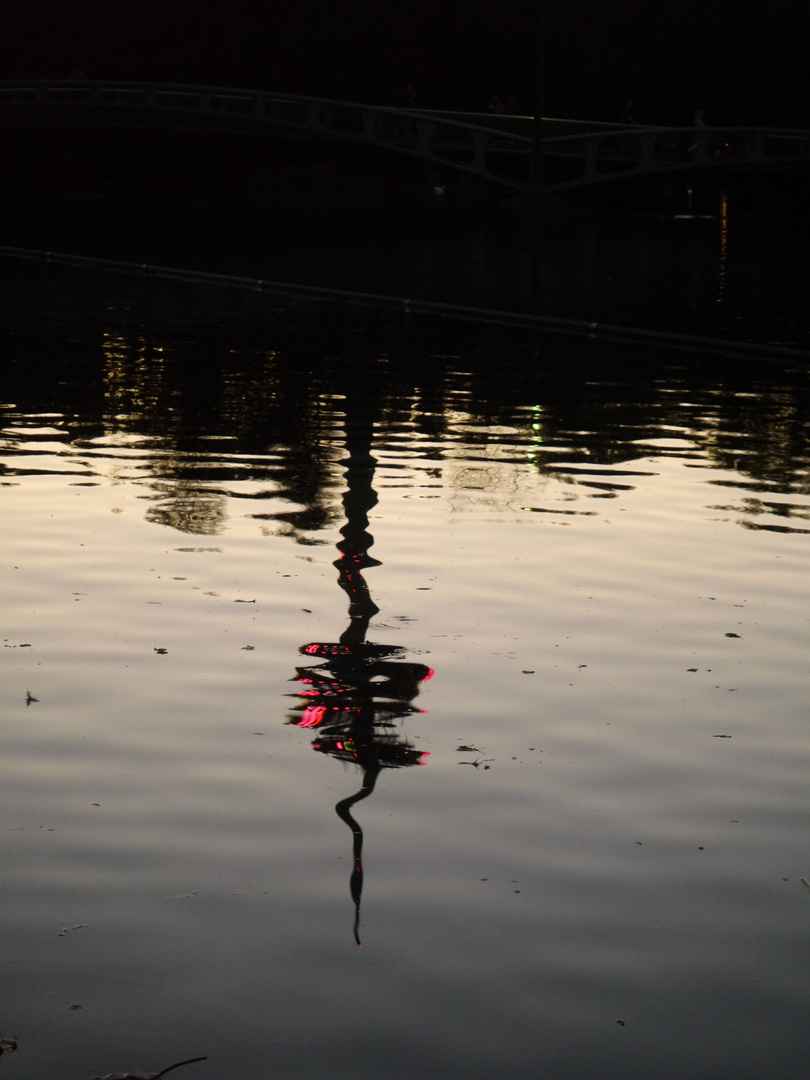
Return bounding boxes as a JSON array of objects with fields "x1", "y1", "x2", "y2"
[
  {"x1": 0, "y1": 80, "x2": 534, "y2": 193},
  {"x1": 541, "y1": 125, "x2": 810, "y2": 193},
  {"x1": 1, "y1": 81, "x2": 807, "y2": 197}
]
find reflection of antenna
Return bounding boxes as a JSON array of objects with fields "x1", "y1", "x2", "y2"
[
  {"x1": 335, "y1": 763, "x2": 381, "y2": 946},
  {"x1": 334, "y1": 406, "x2": 379, "y2": 646},
  {"x1": 286, "y1": 383, "x2": 433, "y2": 943}
]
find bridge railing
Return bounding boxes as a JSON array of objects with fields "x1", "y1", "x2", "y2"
[
  {"x1": 539, "y1": 125, "x2": 810, "y2": 191},
  {"x1": 1, "y1": 82, "x2": 808, "y2": 195},
  {"x1": 0, "y1": 80, "x2": 292, "y2": 126},
  {"x1": 0, "y1": 79, "x2": 537, "y2": 190}
]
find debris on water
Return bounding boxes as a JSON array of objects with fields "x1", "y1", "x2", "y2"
[
  {"x1": 800, "y1": 877, "x2": 810, "y2": 891},
  {"x1": 522, "y1": 669, "x2": 535, "y2": 674},
  {"x1": 615, "y1": 1019, "x2": 626, "y2": 1026},
  {"x1": 94, "y1": 1055, "x2": 207, "y2": 1080},
  {"x1": 154, "y1": 647, "x2": 168, "y2": 654},
  {"x1": 687, "y1": 667, "x2": 698, "y2": 672},
  {"x1": 0, "y1": 1036, "x2": 18, "y2": 1055},
  {"x1": 713, "y1": 734, "x2": 732, "y2": 738},
  {"x1": 68, "y1": 1003, "x2": 83, "y2": 1010},
  {"x1": 456, "y1": 744, "x2": 481, "y2": 753},
  {"x1": 234, "y1": 598, "x2": 256, "y2": 603},
  {"x1": 25, "y1": 689, "x2": 39, "y2": 705},
  {"x1": 725, "y1": 632, "x2": 741, "y2": 638},
  {"x1": 241, "y1": 645, "x2": 255, "y2": 650},
  {"x1": 58, "y1": 924, "x2": 87, "y2": 937}
]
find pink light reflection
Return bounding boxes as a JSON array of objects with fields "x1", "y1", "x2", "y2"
[{"x1": 298, "y1": 706, "x2": 327, "y2": 728}]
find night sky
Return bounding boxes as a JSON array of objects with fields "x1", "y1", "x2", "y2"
[{"x1": 1, "y1": 2, "x2": 808, "y2": 125}]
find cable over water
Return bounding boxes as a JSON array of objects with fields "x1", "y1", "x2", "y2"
[{"x1": 2, "y1": 243, "x2": 808, "y2": 363}]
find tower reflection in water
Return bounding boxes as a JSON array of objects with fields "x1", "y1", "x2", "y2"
[{"x1": 286, "y1": 394, "x2": 433, "y2": 945}]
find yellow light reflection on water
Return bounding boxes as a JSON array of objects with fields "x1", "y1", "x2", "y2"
[{"x1": 716, "y1": 190, "x2": 729, "y2": 304}]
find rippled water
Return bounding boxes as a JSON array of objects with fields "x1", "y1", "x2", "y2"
[{"x1": 1, "y1": 263, "x2": 810, "y2": 1080}]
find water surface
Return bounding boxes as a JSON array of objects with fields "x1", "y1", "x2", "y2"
[{"x1": 1, "y1": 263, "x2": 809, "y2": 1080}]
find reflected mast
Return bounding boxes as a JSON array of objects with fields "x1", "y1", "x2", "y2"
[{"x1": 287, "y1": 389, "x2": 432, "y2": 944}]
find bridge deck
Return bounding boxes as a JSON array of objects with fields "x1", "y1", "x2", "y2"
[{"x1": 1, "y1": 81, "x2": 807, "y2": 195}]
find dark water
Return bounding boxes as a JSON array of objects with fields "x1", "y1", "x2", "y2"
[
  {"x1": 2, "y1": 180, "x2": 810, "y2": 350},
  {"x1": 1, "y1": 195, "x2": 809, "y2": 1080}
]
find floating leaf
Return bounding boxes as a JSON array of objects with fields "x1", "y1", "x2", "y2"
[
  {"x1": 95, "y1": 1073, "x2": 154, "y2": 1079},
  {"x1": 95, "y1": 1056, "x2": 207, "y2": 1080}
]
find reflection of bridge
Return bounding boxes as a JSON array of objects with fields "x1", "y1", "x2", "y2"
[{"x1": 2, "y1": 80, "x2": 808, "y2": 196}]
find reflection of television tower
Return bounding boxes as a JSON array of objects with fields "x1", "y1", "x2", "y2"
[{"x1": 287, "y1": 394, "x2": 433, "y2": 945}]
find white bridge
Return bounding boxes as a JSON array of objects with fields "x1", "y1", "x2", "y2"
[{"x1": 2, "y1": 80, "x2": 808, "y2": 195}]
